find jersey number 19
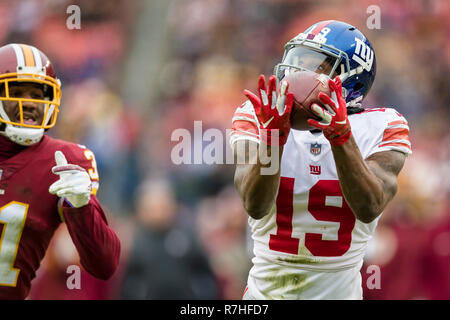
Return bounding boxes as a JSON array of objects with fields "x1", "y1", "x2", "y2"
[{"x1": 269, "y1": 178, "x2": 356, "y2": 257}]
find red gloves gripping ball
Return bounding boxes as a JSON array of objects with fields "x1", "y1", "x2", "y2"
[
  {"x1": 244, "y1": 75, "x2": 294, "y2": 146},
  {"x1": 308, "y1": 76, "x2": 352, "y2": 146}
]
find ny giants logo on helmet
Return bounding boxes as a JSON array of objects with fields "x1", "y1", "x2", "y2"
[{"x1": 352, "y1": 37, "x2": 374, "y2": 72}]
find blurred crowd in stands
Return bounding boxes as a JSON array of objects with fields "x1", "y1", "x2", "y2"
[{"x1": 1, "y1": 0, "x2": 448, "y2": 299}]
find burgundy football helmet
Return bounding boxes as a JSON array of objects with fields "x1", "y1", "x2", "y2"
[{"x1": 0, "y1": 44, "x2": 61, "y2": 145}]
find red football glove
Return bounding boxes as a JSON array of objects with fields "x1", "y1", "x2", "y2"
[
  {"x1": 244, "y1": 74, "x2": 294, "y2": 146},
  {"x1": 307, "y1": 76, "x2": 352, "y2": 146}
]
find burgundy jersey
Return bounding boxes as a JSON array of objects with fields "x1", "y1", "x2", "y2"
[{"x1": 0, "y1": 135, "x2": 120, "y2": 299}]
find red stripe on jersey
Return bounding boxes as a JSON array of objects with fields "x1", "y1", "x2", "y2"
[
  {"x1": 379, "y1": 142, "x2": 411, "y2": 150},
  {"x1": 387, "y1": 120, "x2": 408, "y2": 127},
  {"x1": 361, "y1": 108, "x2": 386, "y2": 113},
  {"x1": 310, "y1": 20, "x2": 333, "y2": 35},
  {"x1": 232, "y1": 120, "x2": 259, "y2": 134},
  {"x1": 382, "y1": 127, "x2": 410, "y2": 143}
]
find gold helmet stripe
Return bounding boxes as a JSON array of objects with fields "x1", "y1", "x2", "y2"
[{"x1": 19, "y1": 44, "x2": 35, "y2": 67}]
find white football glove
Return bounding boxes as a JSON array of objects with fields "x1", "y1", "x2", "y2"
[{"x1": 49, "y1": 150, "x2": 92, "y2": 208}]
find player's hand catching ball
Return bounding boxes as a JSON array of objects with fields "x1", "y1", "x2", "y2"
[
  {"x1": 307, "y1": 76, "x2": 352, "y2": 146},
  {"x1": 49, "y1": 151, "x2": 92, "y2": 208},
  {"x1": 244, "y1": 74, "x2": 294, "y2": 146}
]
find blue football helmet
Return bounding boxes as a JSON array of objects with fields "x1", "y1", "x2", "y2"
[{"x1": 274, "y1": 20, "x2": 376, "y2": 107}]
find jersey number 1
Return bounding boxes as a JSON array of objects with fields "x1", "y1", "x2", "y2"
[
  {"x1": 0, "y1": 202, "x2": 28, "y2": 286},
  {"x1": 269, "y1": 178, "x2": 356, "y2": 257}
]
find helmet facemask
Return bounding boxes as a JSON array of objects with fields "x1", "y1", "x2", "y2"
[
  {"x1": 274, "y1": 37, "x2": 365, "y2": 107},
  {"x1": 0, "y1": 66, "x2": 61, "y2": 146}
]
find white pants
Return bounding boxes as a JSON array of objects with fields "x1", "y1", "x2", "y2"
[{"x1": 243, "y1": 260, "x2": 363, "y2": 300}]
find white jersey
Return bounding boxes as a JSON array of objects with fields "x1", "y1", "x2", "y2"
[{"x1": 231, "y1": 103, "x2": 412, "y2": 299}]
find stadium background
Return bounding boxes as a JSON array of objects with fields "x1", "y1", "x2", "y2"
[{"x1": 1, "y1": 0, "x2": 448, "y2": 299}]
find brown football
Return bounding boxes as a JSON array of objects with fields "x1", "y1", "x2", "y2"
[{"x1": 282, "y1": 70, "x2": 331, "y2": 131}]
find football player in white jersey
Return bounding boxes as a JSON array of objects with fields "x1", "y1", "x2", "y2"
[{"x1": 231, "y1": 20, "x2": 412, "y2": 299}]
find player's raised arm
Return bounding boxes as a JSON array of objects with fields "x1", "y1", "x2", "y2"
[
  {"x1": 234, "y1": 140, "x2": 283, "y2": 220},
  {"x1": 50, "y1": 149, "x2": 121, "y2": 279},
  {"x1": 308, "y1": 77, "x2": 407, "y2": 223},
  {"x1": 233, "y1": 75, "x2": 293, "y2": 220}
]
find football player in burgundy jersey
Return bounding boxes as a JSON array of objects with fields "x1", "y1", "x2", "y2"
[
  {"x1": 0, "y1": 43, "x2": 120, "y2": 299},
  {"x1": 231, "y1": 21, "x2": 411, "y2": 299}
]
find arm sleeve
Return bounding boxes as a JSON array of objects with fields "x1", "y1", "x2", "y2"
[
  {"x1": 370, "y1": 108, "x2": 413, "y2": 156},
  {"x1": 62, "y1": 196, "x2": 121, "y2": 280},
  {"x1": 229, "y1": 100, "x2": 261, "y2": 146},
  {"x1": 58, "y1": 144, "x2": 120, "y2": 280}
]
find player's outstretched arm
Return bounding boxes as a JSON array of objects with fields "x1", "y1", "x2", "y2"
[{"x1": 49, "y1": 150, "x2": 120, "y2": 279}]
